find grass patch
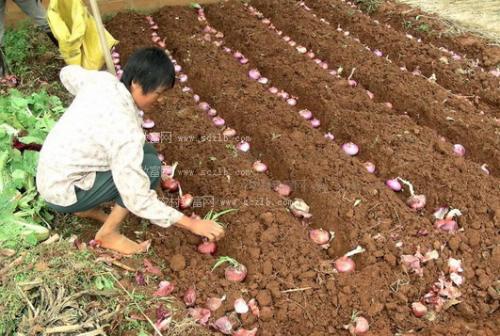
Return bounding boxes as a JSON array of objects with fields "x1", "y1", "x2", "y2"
[
  {"x1": 397, "y1": 0, "x2": 500, "y2": 42},
  {"x1": 2, "y1": 21, "x2": 69, "y2": 101},
  {"x1": 354, "y1": 0, "x2": 381, "y2": 14}
]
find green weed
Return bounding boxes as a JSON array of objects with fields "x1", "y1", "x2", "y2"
[{"x1": 354, "y1": 0, "x2": 381, "y2": 14}]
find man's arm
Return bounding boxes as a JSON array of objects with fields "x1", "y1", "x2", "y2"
[{"x1": 109, "y1": 134, "x2": 225, "y2": 240}]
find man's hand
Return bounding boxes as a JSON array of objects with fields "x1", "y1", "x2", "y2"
[{"x1": 176, "y1": 216, "x2": 225, "y2": 241}]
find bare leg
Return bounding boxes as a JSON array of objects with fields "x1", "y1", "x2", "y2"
[
  {"x1": 94, "y1": 204, "x2": 150, "y2": 255},
  {"x1": 75, "y1": 208, "x2": 108, "y2": 223}
]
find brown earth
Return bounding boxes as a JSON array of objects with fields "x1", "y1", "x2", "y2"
[
  {"x1": 104, "y1": 1, "x2": 499, "y2": 335},
  {"x1": 303, "y1": 0, "x2": 500, "y2": 116},
  {"x1": 371, "y1": 0, "x2": 500, "y2": 68}
]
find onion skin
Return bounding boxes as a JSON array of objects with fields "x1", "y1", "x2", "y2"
[
  {"x1": 188, "y1": 307, "x2": 211, "y2": 325},
  {"x1": 334, "y1": 256, "x2": 355, "y2": 273},
  {"x1": 206, "y1": 296, "x2": 225, "y2": 311},
  {"x1": 183, "y1": 287, "x2": 196, "y2": 307},
  {"x1": 248, "y1": 299, "x2": 260, "y2": 317},
  {"x1": 435, "y1": 219, "x2": 457, "y2": 232},
  {"x1": 153, "y1": 281, "x2": 175, "y2": 297},
  {"x1": 225, "y1": 264, "x2": 247, "y2": 282},
  {"x1": 233, "y1": 328, "x2": 258, "y2": 336},
  {"x1": 198, "y1": 241, "x2": 217, "y2": 255},
  {"x1": 213, "y1": 316, "x2": 233, "y2": 335}
]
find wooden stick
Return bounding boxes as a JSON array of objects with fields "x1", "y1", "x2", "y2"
[
  {"x1": 42, "y1": 234, "x2": 60, "y2": 245},
  {"x1": 88, "y1": 0, "x2": 116, "y2": 75},
  {"x1": 0, "y1": 253, "x2": 25, "y2": 278},
  {"x1": 111, "y1": 260, "x2": 136, "y2": 272},
  {"x1": 45, "y1": 324, "x2": 84, "y2": 334}
]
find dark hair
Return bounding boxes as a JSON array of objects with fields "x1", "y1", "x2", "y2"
[{"x1": 120, "y1": 47, "x2": 175, "y2": 93}]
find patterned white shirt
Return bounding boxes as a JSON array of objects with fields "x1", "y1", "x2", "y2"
[{"x1": 36, "y1": 65, "x2": 184, "y2": 227}]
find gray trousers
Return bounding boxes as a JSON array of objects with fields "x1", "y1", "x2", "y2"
[
  {"x1": 47, "y1": 144, "x2": 162, "y2": 213},
  {"x1": 0, "y1": 0, "x2": 49, "y2": 45}
]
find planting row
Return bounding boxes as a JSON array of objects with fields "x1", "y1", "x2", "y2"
[
  {"x1": 301, "y1": 0, "x2": 500, "y2": 115},
  {"x1": 245, "y1": 0, "x2": 499, "y2": 177},
  {"x1": 199, "y1": 0, "x2": 498, "y2": 252},
  {"x1": 360, "y1": 0, "x2": 500, "y2": 68},
  {"x1": 156, "y1": 4, "x2": 497, "y2": 334},
  {"x1": 106, "y1": 5, "x2": 499, "y2": 335},
  {"x1": 109, "y1": 12, "x2": 376, "y2": 335}
]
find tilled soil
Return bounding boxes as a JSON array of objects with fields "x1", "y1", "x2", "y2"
[
  {"x1": 106, "y1": 1, "x2": 499, "y2": 335},
  {"x1": 370, "y1": 0, "x2": 500, "y2": 69},
  {"x1": 303, "y1": 0, "x2": 500, "y2": 115}
]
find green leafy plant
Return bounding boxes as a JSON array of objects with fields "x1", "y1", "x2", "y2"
[
  {"x1": 203, "y1": 208, "x2": 238, "y2": 227},
  {"x1": 0, "y1": 90, "x2": 65, "y2": 248},
  {"x1": 94, "y1": 275, "x2": 115, "y2": 290},
  {"x1": 3, "y1": 22, "x2": 31, "y2": 76},
  {"x1": 211, "y1": 256, "x2": 241, "y2": 271},
  {"x1": 354, "y1": 0, "x2": 381, "y2": 14},
  {"x1": 417, "y1": 23, "x2": 431, "y2": 33}
]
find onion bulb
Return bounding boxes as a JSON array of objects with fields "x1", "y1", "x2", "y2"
[
  {"x1": 309, "y1": 229, "x2": 330, "y2": 245},
  {"x1": 237, "y1": 141, "x2": 250, "y2": 152},
  {"x1": 198, "y1": 241, "x2": 217, "y2": 255},
  {"x1": 274, "y1": 183, "x2": 292, "y2": 197},
  {"x1": 212, "y1": 117, "x2": 225, "y2": 127},
  {"x1": 222, "y1": 128, "x2": 237, "y2": 138},
  {"x1": 334, "y1": 256, "x2": 355, "y2": 273},
  {"x1": 248, "y1": 69, "x2": 261, "y2": 80},
  {"x1": 364, "y1": 161, "x2": 375, "y2": 173},
  {"x1": 142, "y1": 119, "x2": 155, "y2": 129},
  {"x1": 299, "y1": 109, "x2": 313, "y2": 120},
  {"x1": 342, "y1": 142, "x2": 359, "y2": 156},
  {"x1": 411, "y1": 302, "x2": 427, "y2": 318},
  {"x1": 452, "y1": 144, "x2": 465, "y2": 157},
  {"x1": 252, "y1": 160, "x2": 268, "y2": 173},
  {"x1": 234, "y1": 298, "x2": 249, "y2": 314},
  {"x1": 386, "y1": 179, "x2": 402, "y2": 191}
]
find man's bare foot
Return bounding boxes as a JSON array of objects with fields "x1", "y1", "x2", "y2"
[
  {"x1": 75, "y1": 208, "x2": 109, "y2": 223},
  {"x1": 95, "y1": 231, "x2": 149, "y2": 255}
]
